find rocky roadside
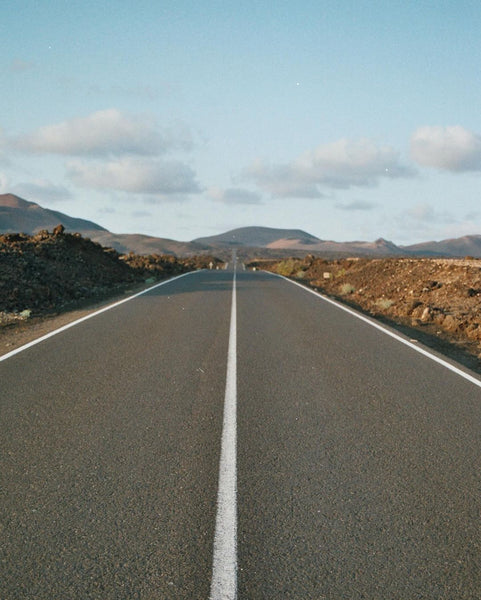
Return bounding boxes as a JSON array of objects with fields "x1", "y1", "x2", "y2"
[
  {"x1": 0, "y1": 227, "x2": 222, "y2": 353},
  {"x1": 0, "y1": 288, "x2": 146, "y2": 357},
  {"x1": 248, "y1": 255, "x2": 481, "y2": 373}
]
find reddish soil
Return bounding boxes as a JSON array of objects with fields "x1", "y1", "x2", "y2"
[{"x1": 248, "y1": 255, "x2": 481, "y2": 372}]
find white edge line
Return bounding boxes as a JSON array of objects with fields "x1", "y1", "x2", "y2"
[
  {"x1": 0, "y1": 271, "x2": 199, "y2": 363},
  {"x1": 270, "y1": 272, "x2": 481, "y2": 390},
  {"x1": 210, "y1": 269, "x2": 237, "y2": 600}
]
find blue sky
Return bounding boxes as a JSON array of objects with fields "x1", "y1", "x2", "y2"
[{"x1": 1, "y1": 0, "x2": 481, "y2": 244}]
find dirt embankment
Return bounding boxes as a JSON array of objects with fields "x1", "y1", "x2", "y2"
[
  {"x1": 249, "y1": 255, "x2": 481, "y2": 367},
  {"x1": 0, "y1": 227, "x2": 222, "y2": 327}
]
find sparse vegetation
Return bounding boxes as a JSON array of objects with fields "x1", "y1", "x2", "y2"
[
  {"x1": 339, "y1": 283, "x2": 356, "y2": 295},
  {"x1": 274, "y1": 259, "x2": 299, "y2": 277},
  {"x1": 247, "y1": 255, "x2": 481, "y2": 362},
  {"x1": 375, "y1": 298, "x2": 394, "y2": 310}
]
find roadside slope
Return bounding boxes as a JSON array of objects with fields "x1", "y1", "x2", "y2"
[{"x1": 250, "y1": 256, "x2": 481, "y2": 367}]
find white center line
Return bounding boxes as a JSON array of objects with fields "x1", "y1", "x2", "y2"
[{"x1": 210, "y1": 268, "x2": 237, "y2": 600}]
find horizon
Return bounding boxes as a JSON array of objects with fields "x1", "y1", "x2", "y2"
[
  {"x1": 2, "y1": 191, "x2": 478, "y2": 248},
  {"x1": 2, "y1": 2, "x2": 481, "y2": 245}
]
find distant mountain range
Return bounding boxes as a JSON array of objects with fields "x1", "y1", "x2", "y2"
[
  {"x1": 193, "y1": 227, "x2": 321, "y2": 248},
  {"x1": 0, "y1": 194, "x2": 209, "y2": 255},
  {"x1": 1, "y1": 193, "x2": 481, "y2": 258}
]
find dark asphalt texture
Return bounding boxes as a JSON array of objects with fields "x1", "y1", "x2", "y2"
[{"x1": 2, "y1": 267, "x2": 481, "y2": 599}]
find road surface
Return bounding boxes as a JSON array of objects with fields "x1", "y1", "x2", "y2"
[{"x1": 1, "y1": 264, "x2": 481, "y2": 599}]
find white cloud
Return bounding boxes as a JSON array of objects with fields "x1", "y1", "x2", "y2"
[
  {"x1": 130, "y1": 210, "x2": 153, "y2": 218},
  {"x1": 242, "y1": 160, "x2": 323, "y2": 198},
  {"x1": 336, "y1": 200, "x2": 377, "y2": 211},
  {"x1": 208, "y1": 186, "x2": 262, "y2": 205},
  {"x1": 0, "y1": 172, "x2": 9, "y2": 193},
  {"x1": 411, "y1": 126, "x2": 481, "y2": 171},
  {"x1": 0, "y1": 129, "x2": 11, "y2": 166},
  {"x1": 11, "y1": 179, "x2": 73, "y2": 202},
  {"x1": 243, "y1": 138, "x2": 414, "y2": 198},
  {"x1": 403, "y1": 202, "x2": 456, "y2": 227},
  {"x1": 66, "y1": 157, "x2": 201, "y2": 195},
  {"x1": 13, "y1": 109, "x2": 192, "y2": 157},
  {"x1": 140, "y1": 192, "x2": 192, "y2": 204},
  {"x1": 390, "y1": 202, "x2": 481, "y2": 243}
]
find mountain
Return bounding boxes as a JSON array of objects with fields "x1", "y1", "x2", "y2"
[
  {"x1": 90, "y1": 231, "x2": 209, "y2": 256},
  {"x1": 193, "y1": 227, "x2": 412, "y2": 257},
  {"x1": 0, "y1": 194, "x2": 205, "y2": 256},
  {"x1": 2, "y1": 193, "x2": 481, "y2": 258},
  {"x1": 272, "y1": 237, "x2": 405, "y2": 256},
  {"x1": 0, "y1": 193, "x2": 107, "y2": 235},
  {"x1": 193, "y1": 226, "x2": 321, "y2": 248},
  {"x1": 403, "y1": 235, "x2": 481, "y2": 258},
  {"x1": 195, "y1": 227, "x2": 481, "y2": 258}
]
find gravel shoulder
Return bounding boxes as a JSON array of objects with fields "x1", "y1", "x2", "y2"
[
  {"x1": 0, "y1": 228, "x2": 221, "y2": 357},
  {"x1": 0, "y1": 282, "x2": 150, "y2": 357},
  {"x1": 248, "y1": 256, "x2": 481, "y2": 376}
]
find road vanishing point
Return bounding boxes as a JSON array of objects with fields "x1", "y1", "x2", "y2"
[{"x1": 2, "y1": 260, "x2": 481, "y2": 599}]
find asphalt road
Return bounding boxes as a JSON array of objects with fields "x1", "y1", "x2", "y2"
[{"x1": 2, "y1": 265, "x2": 481, "y2": 599}]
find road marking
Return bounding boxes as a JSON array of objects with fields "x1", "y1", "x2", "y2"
[
  {"x1": 275, "y1": 273, "x2": 481, "y2": 390},
  {"x1": 210, "y1": 269, "x2": 237, "y2": 600},
  {"x1": 0, "y1": 271, "x2": 197, "y2": 363}
]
